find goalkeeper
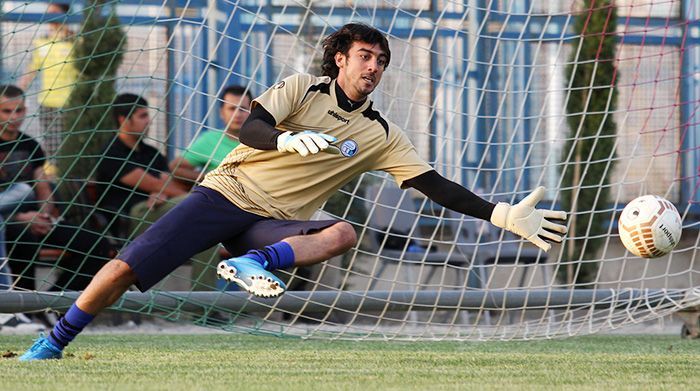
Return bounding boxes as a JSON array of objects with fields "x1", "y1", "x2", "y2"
[{"x1": 20, "y1": 23, "x2": 567, "y2": 360}]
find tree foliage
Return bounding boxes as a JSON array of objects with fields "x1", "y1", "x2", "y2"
[
  {"x1": 58, "y1": 0, "x2": 125, "y2": 181},
  {"x1": 56, "y1": 0, "x2": 125, "y2": 222},
  {"x1": 560, "y1": 0, "x2": 618, "y2": 285}
]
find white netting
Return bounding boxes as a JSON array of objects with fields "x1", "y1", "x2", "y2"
[{"x1": 0, "y1": 0, "x2": 698, "y2": 340}]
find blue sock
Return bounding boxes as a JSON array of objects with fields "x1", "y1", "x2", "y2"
[
  {"x1": 48, "y1": 303, "x2": 95, "y2": 350},
  {"x1": 242, "y1": 242, "x2": 295, "y2": 271}
]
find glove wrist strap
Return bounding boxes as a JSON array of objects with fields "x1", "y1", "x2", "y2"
[
  {"x1": 276, "y1": 131, "x2": 292, "y2": 152},
  {"x1": 490, "y1": 202, "x2": 510, "y2": 228}
]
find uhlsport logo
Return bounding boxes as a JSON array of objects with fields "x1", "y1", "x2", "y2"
[
  {"x1": 340, "y1": 140, "x2": 358, "y2": 157},
  {"x1": 327, "y1": 109, "x2": 350, "y2": 124}
]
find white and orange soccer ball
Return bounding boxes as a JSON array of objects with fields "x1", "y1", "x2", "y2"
[{"x1": 618, "y1": 195, "x2": 682, "y2": 258}]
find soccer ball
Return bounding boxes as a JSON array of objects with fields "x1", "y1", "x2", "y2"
[{"x1": 618, "y1": 195, "x2": 682, "y2": 258}]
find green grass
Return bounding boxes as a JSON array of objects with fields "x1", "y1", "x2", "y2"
[{"x1": 1, "y1": 334, "x2": 698, "y2": 390}]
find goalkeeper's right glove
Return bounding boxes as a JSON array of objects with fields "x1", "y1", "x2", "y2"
[
  {"x1": 277, "y1": 131, "x2": 337, "y2": 157},
  {"x1": 490, "y1": 186, "x2": 568, "y2": 252}
]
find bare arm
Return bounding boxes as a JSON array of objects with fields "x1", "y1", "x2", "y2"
[
  {"x1": 19, "y1": 71, "x2": 37, "y2": 92},
  {"x1": 119, "y1": 168, "x2": 187, "y2": 198},
  {"x1": 32, "y1": 165, "x2": 58, "y2": 217},
  {"x1": 20, "y1": 37, "x2": 39, "y2": 91},
  {"x1": 13, "y1": 165, "x2": 56, "y2": 236},
  {"x1": 168, "y1": 156, "x2": 202, "y2": 184},
  {"x1": 32, "y1": 166, "x2": 53, "y2": 202}
]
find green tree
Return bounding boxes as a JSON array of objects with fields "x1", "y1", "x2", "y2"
[
  {"x1": 56, "y1": 0, "x2": 125, "y2": 220},
  {"x1": 560, "y1": 0, "x2": 618, "y2": 285}
]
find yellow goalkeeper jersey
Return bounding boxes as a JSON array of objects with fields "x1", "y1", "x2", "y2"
[{"x1": 201, "y1": 73, "x2": 432, "y2": 220}]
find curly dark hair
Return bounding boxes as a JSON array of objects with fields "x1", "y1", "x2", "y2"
[
  {"x1": 49, "y1": 2, "x2": 70, "y2": 13},
  {"x1": 219, "y1": 85, "x2": 253, "y2": 107},
  {"x1": 112, "y1": 93, "x2": 149, "y2": 124},
  {"x1": 0, "y1": 84, "x2": 24, "y2": 99},
  {"x1": 321, "y1": 23, "x2": 391, "y2": 79}
]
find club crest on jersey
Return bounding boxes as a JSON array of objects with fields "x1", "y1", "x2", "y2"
[{"x1": 340, "y1": 140, "x2": 358, "y2": 157}]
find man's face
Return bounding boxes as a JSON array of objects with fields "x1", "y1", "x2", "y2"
[
  {"x1": 335, "y1": 41, "x2": 388, "y2": 101},
  {"x1": 47, "y1": 4, "x2": 67, "y2": 29},
  {"x1": 0, "y1": 95, "x2": 27, "y2": 136},
  {"x1": 47, "y1": 4, "x2": 66, "y2": 14},
  {"x1": 219, "y1": 93, "x2": 251, "y2": 138},
  {"x1": 120, "y1": 107, "x2": 150, "y2": 136}
]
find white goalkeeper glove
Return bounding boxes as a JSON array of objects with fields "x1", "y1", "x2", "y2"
[
  {"x1": 490, "y1": 186, "x2": 568, "y2": 252},
  {"x1": 277, "y1": 131, "x2": 337, "y2": 157}
]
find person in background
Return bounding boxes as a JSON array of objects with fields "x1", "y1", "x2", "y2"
[
  {"x1": 94, "y1": 93, "x2": 225, "y2": 289},
  {"x1": 129, "y1": 87, "x2": 253, "y2": 290},
  {"x1": 0, "y1": 84, "x2": 110, "y2": 306},
  {"x1": 94, "y1": 93, "x2": 187, "y2": 239},
  {"x1": 19, "y1": 2, "x2": 78, "y2": 174},
  {"x1": 169, "y1": 85, "x2": 252, "y2": 188},
  {"x1": 0, "y1": 184, "x2": 44, "y2": 332}
]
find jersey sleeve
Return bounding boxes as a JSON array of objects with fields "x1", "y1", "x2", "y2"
[
  {"x1": 181, "y1": 135, "x2": 211, "y2": 168},
  {"x1": 371, "y1": 124, "x2": 433, "y2": 188},
  {"x1": 26, "y1": 137, "x2": 46, "y2": 171},
  {"x1": 252, "y1": 73, "x2": 314, "y2": 125}
]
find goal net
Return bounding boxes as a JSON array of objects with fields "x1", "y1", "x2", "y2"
[{"x1": 0, "y1": 0, "x2": 698, "y2": 340}]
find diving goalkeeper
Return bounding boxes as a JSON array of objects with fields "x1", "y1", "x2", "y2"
[{"x1": 20, "y1": 23, "x2": 567, "y2": 360}]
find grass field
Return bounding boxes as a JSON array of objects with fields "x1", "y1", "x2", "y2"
[{"x1": 1, "y1": 334, "x2": 698, "y2": 390}]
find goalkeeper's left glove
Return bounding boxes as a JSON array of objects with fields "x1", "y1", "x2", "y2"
[
  {"x1": 490, "y1": 186, "x2": 568, "y2": 252},
  {"x1": 276, "y1": 131, "x2": 337, "y2": 157}
]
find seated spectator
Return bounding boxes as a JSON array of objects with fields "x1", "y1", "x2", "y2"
[
  {"x1": 0, "y1": 183, "x2": 35, "y2": 289},
  {"x1": 95, "y1": 93, "x2": 188, "y2": 237},
  {"x1": 0, "y1": 211, "x2": 45, "y2": 332},
  {"x1": 95, "y1": 94, "x2": 225, "y2": 289},
  {"x1": 0, "y1": 182, "x2": 34, "y2": 290},
  {"x1": 169, "y1": 85, "x2": 252, "y2": 188},
  {"x1": 0, "y1": 84, "x2": 111, "y2": 294},
  {"x1": 0, "y1": 182, "x2": 34, "y2": 216},
  {"x1": 128, "y1": 87, "x2": 251, "y2": 290},
  {"x1": 0, "y1": 144, "x2": 45, "y2": 332}
]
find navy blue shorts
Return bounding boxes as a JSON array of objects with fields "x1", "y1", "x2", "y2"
[{"x1": 119, "y1": 187, "x2": 338, "y2": 291}]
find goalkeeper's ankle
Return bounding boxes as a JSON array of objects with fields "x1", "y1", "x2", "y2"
[
  {"x1": 239, "y1": 242, "x2": 295, "y2": 271},
  {"x1": 48, "y1": 303, "x2": 94, "y2": 349}
]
